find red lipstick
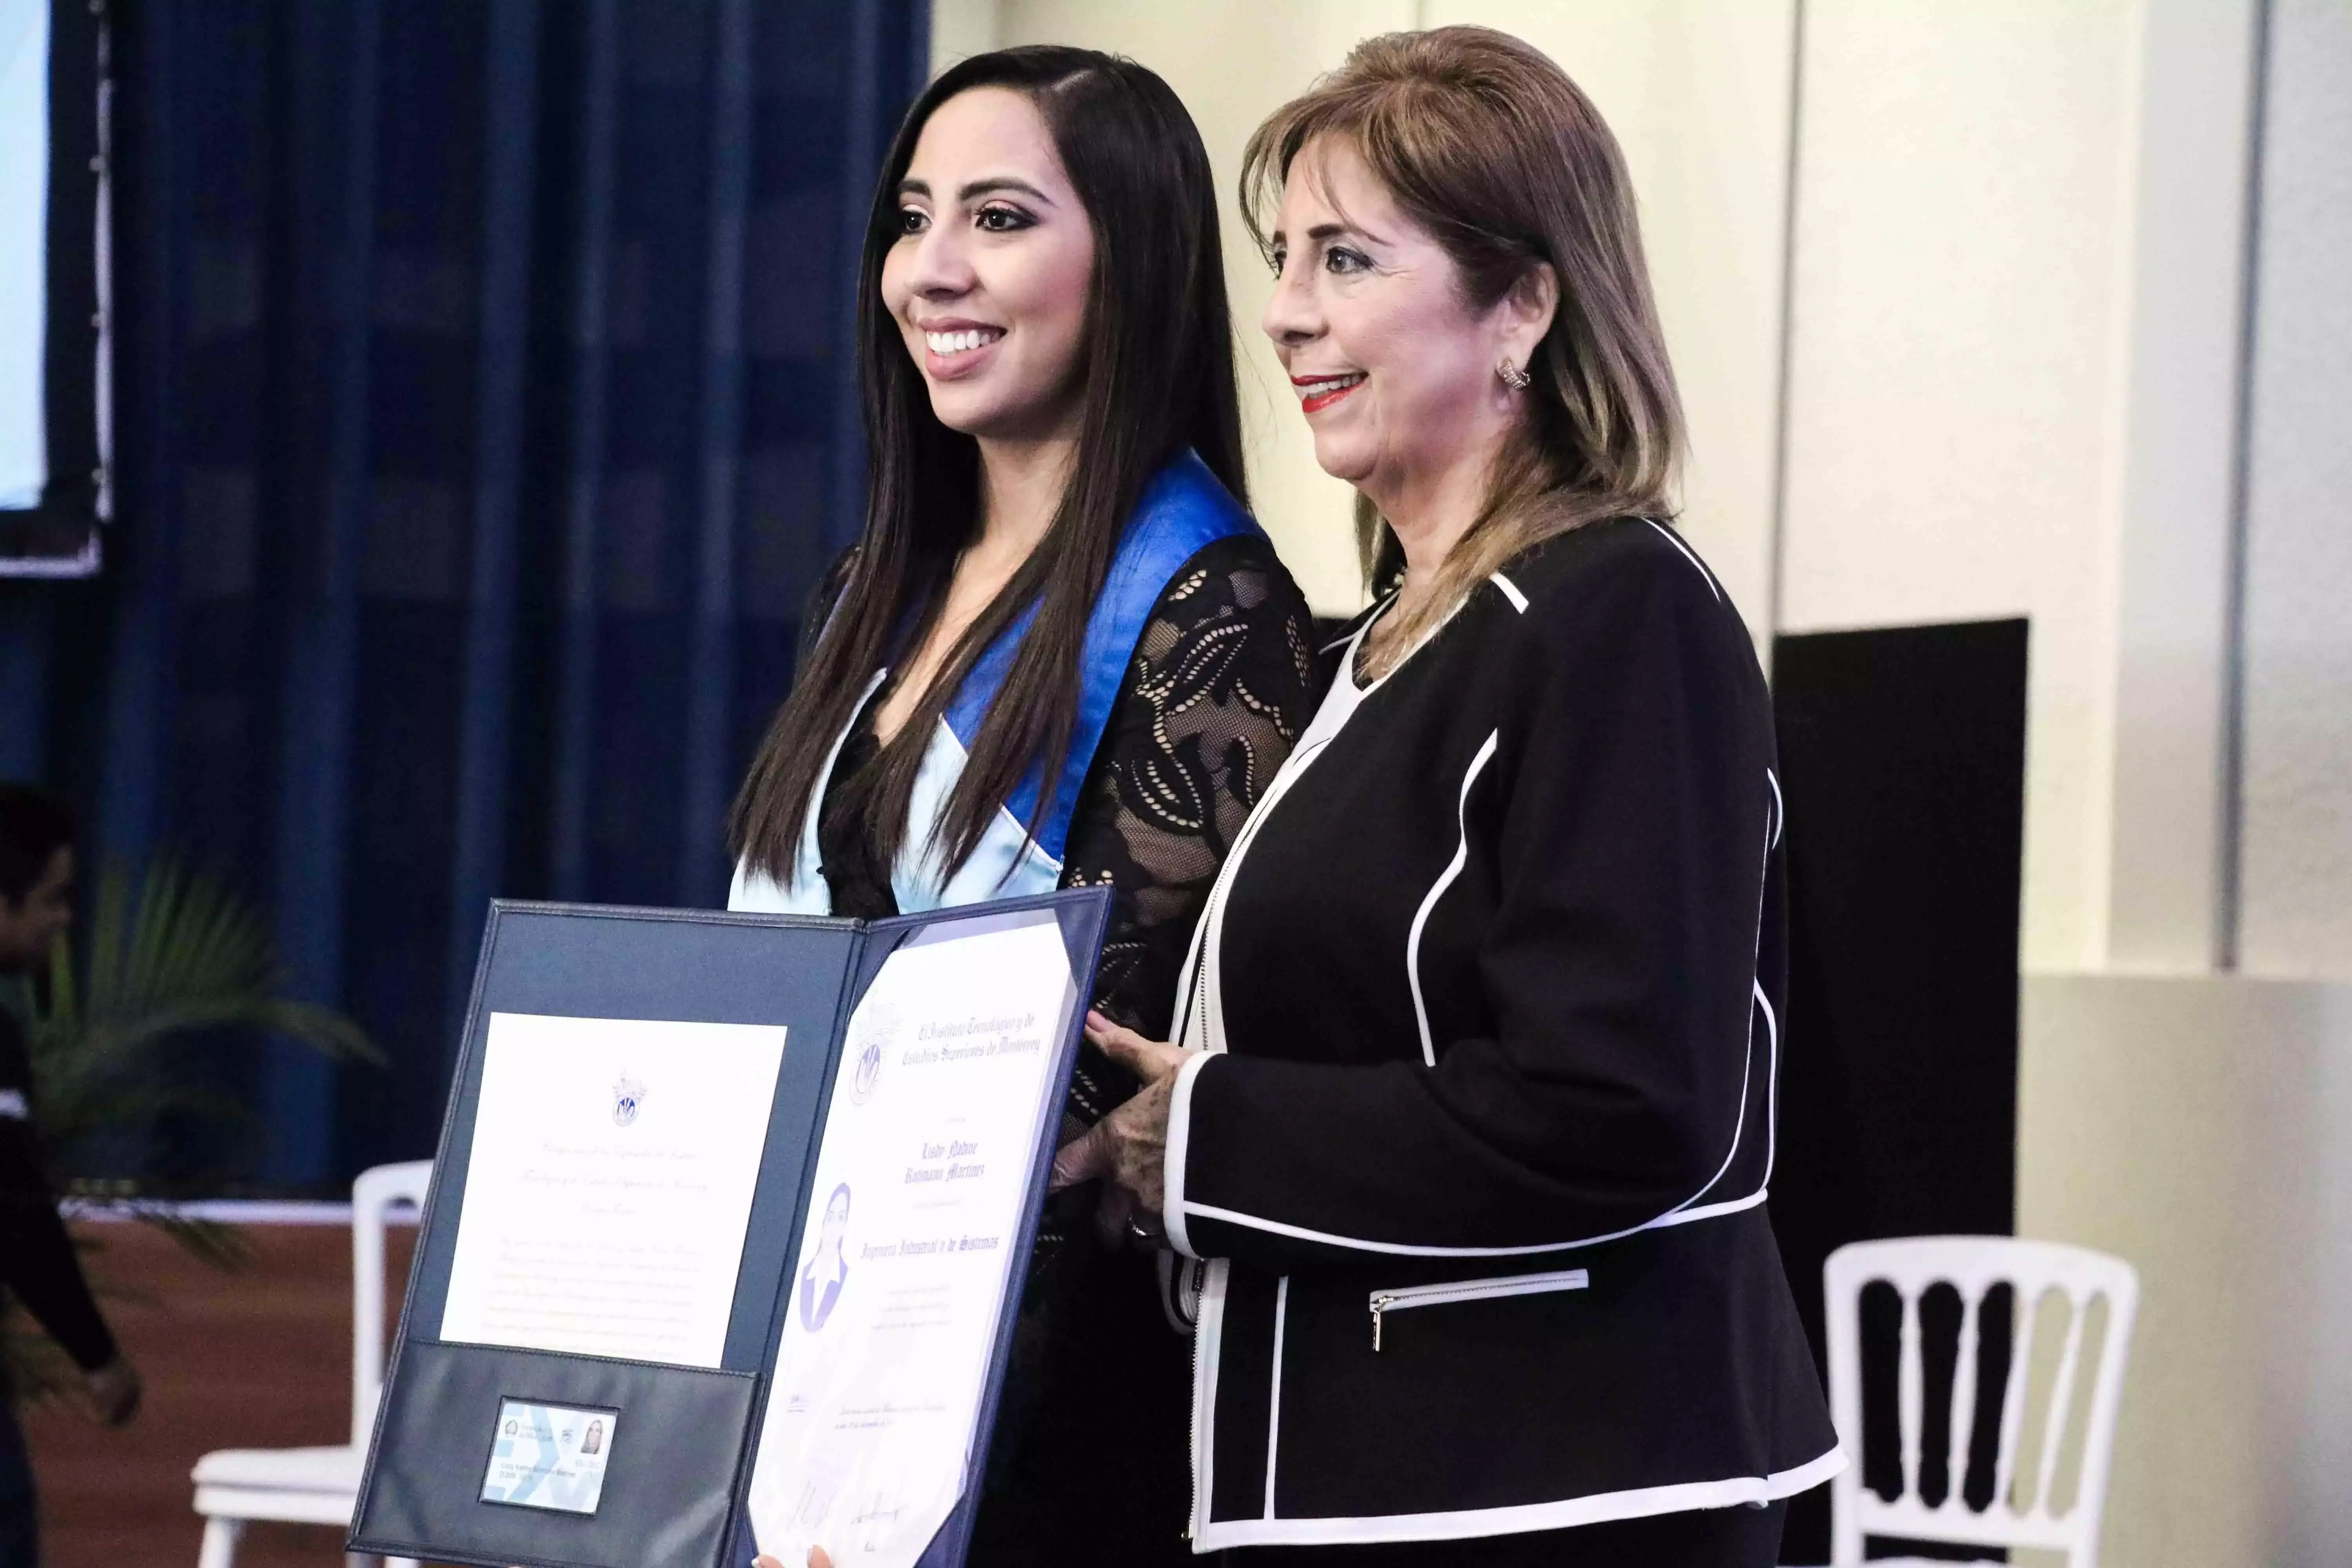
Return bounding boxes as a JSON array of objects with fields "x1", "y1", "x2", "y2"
[{"x1": 1292, "y1": 371, "x2": 1365, "y2": 414}]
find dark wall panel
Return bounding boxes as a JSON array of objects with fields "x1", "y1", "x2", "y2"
[{"x1": 1770, "y1": 617, "x2": 2027, "y2": 1564}]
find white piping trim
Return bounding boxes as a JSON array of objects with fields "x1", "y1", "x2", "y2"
[
  {"x1": 1644, "y1": 519, "x2": 1721, "y2": 602},
  {"x1": 1487, "y1": 571, "x2": 1528, "y2": 612},
  {"x1": 1178, "y1": 766, "x2": 1786, "y2": 1257},
  {"x1": 1319, "y1": 593, "x2": 1394, "y2": 654},
  {"x1": 1759, "y1": 984, "x2": 1781, "y2": 1185},
  {"x1": 1263, "y1": 1276, "x2": 1289, "y2": 1519},
  {"x1": 1163, "y1": 1050, "x2": 1215, "y2": 1260},
  {"x1": 1646, "y1": 1189, "x2": 1769, "y2": 1229},
  {"x1": 1747, "y1": 777, "x2": 1778, "y2": 1185},
  {"x1": 1169, "y1": 855, "x2": 1217, "y2": 1050},
  {"x1": 1194, "y1": 1443, "x2": 1847, "y2": 1548},
  {"x1": 1171, "y1": 610, "x2": 1377, "y2": 1074},
  {"x1": 1664, "y1": 791, "x2": 1772, "y2": 1216},
  {"x1": 1189, "y1": 1259, "x2": 1230, "y2": 1541},
  {"x1": 1346, "y1": 590, "x2": 1472, "y2": 697},
  {"x1": 1407, "y1": 731, "x2": 1499, "y2": 1067},
  {"x1": 1185, "y1": 764, "x2": 1776, "y2": 1256},
  {"x1": 1178, "y1": 1186, "x2": 1768, "y2": 1259},
  {"x1": 1766, "y1": 767, "x2": 1784, "y2": 850},
  {"x1": 1661, "y1": 980, "x2": 1755, "y2": 1220},
  {"x1": 1173, "y1": 612, "x2": 1377, "y2": 1057}
]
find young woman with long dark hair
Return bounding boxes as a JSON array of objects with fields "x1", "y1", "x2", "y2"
[{"x1": 728, "y1": 46, "x2": 1318, "y2": 1566}]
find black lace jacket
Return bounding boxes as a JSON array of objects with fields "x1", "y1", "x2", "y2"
[{"x1": 807, "y1": 532, "x2": 1322, "y2": 1120}]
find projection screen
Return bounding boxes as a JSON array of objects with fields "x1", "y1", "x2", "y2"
[{"x1": 1, "y1": 0, "x2": 107, "y2": 577}]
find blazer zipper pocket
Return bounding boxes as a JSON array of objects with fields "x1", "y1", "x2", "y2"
[{"x1": 1368, "y1": 1267, "x2": 1590, "y2": 1352}]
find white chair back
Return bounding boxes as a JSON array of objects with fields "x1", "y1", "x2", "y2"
[
  {"x1": 1824, "y1": 1236, "x2": 2138, "y2": 1568},
  {"x1": 349, "y1": 1160, "x2": 432, "y2": 1447}
]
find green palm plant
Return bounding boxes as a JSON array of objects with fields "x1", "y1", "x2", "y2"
[{"x1": 1, "y1": 856, "x2": 381, "y2": 1403}]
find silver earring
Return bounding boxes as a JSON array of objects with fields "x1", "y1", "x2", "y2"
[{"x1": 1497, "y1": 358, "x2": 1533, "y2": 390}]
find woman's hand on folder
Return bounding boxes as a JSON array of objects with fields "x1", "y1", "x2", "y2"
[{"x1": 1048, "y1": 1011, "x2": 1191, "y2": 1216}]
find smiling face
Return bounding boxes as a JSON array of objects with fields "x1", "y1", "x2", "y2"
[
  {"x1": 1260, "y1": 136, "x2": 1549, "y2": 515},
  {"x1": 880, "y1": 87, "x2": 1098, "y2": 444}
]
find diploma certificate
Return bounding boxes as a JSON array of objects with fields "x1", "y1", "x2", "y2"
[
  {"x1": 439, "y1": 1013, "x2": 788, "y2": 1368},
  {"x1": 746, "y1": 909, "x2": 1078, "y2": 1567}
]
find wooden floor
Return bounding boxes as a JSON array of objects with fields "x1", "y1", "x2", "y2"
[{"x1": 20, "y1": 1218, "x2": 416, "y2": 1568}]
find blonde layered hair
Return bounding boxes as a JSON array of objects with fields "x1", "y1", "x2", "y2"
[{"x1": 1241, "y1": 27, "x2": 1686, "y2": 653}]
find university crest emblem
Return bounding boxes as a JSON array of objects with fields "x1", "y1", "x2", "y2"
[
  {"x1": 849, "y1": 1005, "x2": 897, "y2": 1106},
  {"x1": 612, "y1": 1073, "x2": 646, "y2": 1126}
]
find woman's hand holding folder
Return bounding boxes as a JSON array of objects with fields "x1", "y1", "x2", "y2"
[{"x1": 1047, "y1": 1011, "x2": 1192, "y2": 1218}]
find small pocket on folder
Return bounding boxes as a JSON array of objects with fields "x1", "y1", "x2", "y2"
[{"x1": 350, "y1": 1339, "x2": 758, "y2": 1568}]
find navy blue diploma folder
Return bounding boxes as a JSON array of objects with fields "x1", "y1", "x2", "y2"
[{"x1": 347, "y1": 889, "x2": 1111, "y2": 1568}]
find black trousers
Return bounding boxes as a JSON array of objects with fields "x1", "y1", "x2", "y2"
[
  {"x1": 1222, "y1": 1501, "x2": 1786, "y2": 1568},
  {"x1": 969, "y1": 1234, "x2": 1194, "y2": 1568}
]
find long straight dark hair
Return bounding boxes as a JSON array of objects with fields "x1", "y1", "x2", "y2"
[{"x1": 728, "y1": 48, "x2": 1247, "y2": 889}]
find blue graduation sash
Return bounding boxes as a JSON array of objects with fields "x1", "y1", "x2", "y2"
[{"x1": 730, "y1": 450, "x2": 1260, "y2": 916}]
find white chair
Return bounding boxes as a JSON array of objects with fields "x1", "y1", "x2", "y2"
[
  {"x1": 192, "y1": 1160, "x2": 431, "y2": 1568},
  {"x1": 1822, "y1": 1236, "x2": 2138, "y2": 1568}
]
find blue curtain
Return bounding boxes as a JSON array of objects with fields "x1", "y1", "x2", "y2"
[{"x1": 0, "y1": 0, "x2": 927, "y2": 1189}]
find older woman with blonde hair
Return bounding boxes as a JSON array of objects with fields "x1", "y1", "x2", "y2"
[{"x1": 1054, "y1": 25, "x2": 1841, "y2": 1565}]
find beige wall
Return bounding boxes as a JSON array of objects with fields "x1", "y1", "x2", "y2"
[
  {"x1": 2241, "y1": 0, "x2": 2352, "y2": 978},
  {"x1": 2021, "y1": 974, "x2": 2352, "y2": 1568},
  {"x1": 1779, "y1": 0, "x2": 2149, "y2": 973},
  {"x1": 2104, "y1": 0, "x2": 2263, "y2": 974}
]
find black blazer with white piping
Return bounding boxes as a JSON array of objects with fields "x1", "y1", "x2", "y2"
[{"x1": 1161, "y1": 517, "x2": 1843, "y2": 1549}]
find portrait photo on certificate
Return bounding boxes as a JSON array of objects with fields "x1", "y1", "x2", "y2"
[
  {"x1": 746, "y1": 906, "x2": 1078, "y2": 1568},
  {"x1": 438, "y1": 1012, "x2": 788, "y2": 1368}
]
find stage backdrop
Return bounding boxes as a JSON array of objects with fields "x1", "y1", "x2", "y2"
[{"x1": 0, "y1": 0, "x2": 927, "y2": 1188}]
